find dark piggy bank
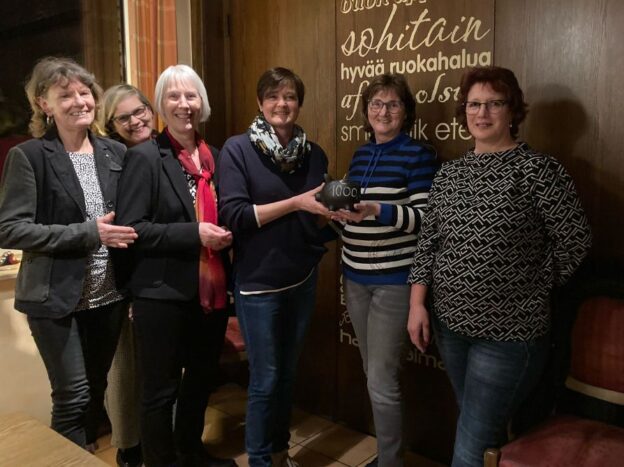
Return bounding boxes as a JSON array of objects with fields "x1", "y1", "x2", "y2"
[{"x1": 315, "y1": 175, "x2": 361, "y2": 211}]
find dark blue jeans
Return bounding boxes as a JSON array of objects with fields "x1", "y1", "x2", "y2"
[
  {"x1": 433, "y1": 316, "x2": 549, "y2": 467},
  {"x1": 235, "y1": 270, "x2": 318, "y2": 467},
  {"x1": 27, "y1": 300, "x2": 125, "y2": 447}
]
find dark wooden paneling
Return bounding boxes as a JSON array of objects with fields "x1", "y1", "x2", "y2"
[
  {"x1": 82, "y1": 0, "x2": 125, "y2": 89},
  {"x1": 0, "y1": 0, "x2": 83, "y2": 137},
  {"x1": 228, "y1": 0, "x2": 338, "y2": 417},
  {"x1": 495, "y1": 0, "x2": 624, "y2": 260},
  {"x1": 199, "y1": 0, "x2": 229, "y2": 147}
]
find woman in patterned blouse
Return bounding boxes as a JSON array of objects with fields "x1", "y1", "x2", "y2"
[
  {"x1": 0, "y1": 57, "x2": 137, "y2": 449},
  {"x1": 407, "y1": 66, "x2": 592, "y2": 467}
]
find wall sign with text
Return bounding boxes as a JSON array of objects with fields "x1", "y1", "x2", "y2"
[{"x1": 336, "y1": 0, "x2": 495, "y2": 173}]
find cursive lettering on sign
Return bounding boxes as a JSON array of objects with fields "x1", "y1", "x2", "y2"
[{"x1": 341, "y1": 5, "x2": 491, "y2": 58}]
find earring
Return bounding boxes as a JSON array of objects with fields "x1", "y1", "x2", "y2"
[{"x1": 46, "y1": 115, "x2": 54, "y2": 126}]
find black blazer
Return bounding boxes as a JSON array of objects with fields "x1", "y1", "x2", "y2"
[
  {"x1": 0, "y1": 129, "x2": 126, "y2": 318},
  {"x1": 115, "y1": 131, "x2": 222, "y2": 301}
]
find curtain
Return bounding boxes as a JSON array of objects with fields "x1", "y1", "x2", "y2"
[{"x1": 127, "y1": 0, "x2": 178, "y2": 129}]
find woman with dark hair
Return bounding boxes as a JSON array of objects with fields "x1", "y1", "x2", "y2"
[
  {"x1": 115, "y1": 65, "x2": 234, "y2": 467},
  {"x1": 0, "y1": 56, "x2": 137, "y2": 449},
  {"x1": 407, "y1": 66, "x2": 592, "y2": 466},
  {"x1": 331, "y1": 73, "x2": 437, "y2": 467},
  {"x1": 100, "y1": 83, "x2": 157, "y2": 467},
  {"x1": 217, "y1": 67, "x2": 329, "y2": 467}
]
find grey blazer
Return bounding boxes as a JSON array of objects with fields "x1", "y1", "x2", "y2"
[{"x1": 0, "y1": 129, "x2": 126, "y2": 318}]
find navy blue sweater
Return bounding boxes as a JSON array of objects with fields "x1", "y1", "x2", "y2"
[{"x1": 217, "y1": 134, "x2": 328, "y2": 292}]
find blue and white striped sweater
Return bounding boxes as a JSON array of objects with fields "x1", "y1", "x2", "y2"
[{"x1": 341, "y1": 132, "x2": 438, "y2": 285}]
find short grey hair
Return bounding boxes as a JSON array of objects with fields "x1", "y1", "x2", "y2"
[{"x1": 154, "y1": 64, "x2": 211, "y2": 122}]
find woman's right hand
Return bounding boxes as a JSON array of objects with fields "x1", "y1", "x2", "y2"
[
  {"x1": 408, "y1": 302, "x2": 431, "y2": 353},
  {"x1": 199, "y1": 222, "x2": 233, "y2": 250},
  {"x1": 97, "y1": 212, "x2": 138, "y2": 248}
]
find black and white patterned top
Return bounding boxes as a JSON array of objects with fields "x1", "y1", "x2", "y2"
[
  {"x1": 408, "y1": 143, "x2": 592, "y2": 341},
  {"x1": 67, "y1": 152, "x2": 123, "y2": 310},
  {"x1": 179, "y1": 164, "x2": 198, "y2": 200}
]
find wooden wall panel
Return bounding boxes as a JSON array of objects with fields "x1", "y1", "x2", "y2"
[
  {"x1": 199, "y1": 0, "x2": 229, "y2": 147},
  {"x1": 81, "y1": 0, "x2": 124, "y2": 90},
  {"x1": 228, "y1": 0, "x2": 338, "y2": 416},
  {"x1": 495, "y1": 0, "x2": 624, "y2": 260}
]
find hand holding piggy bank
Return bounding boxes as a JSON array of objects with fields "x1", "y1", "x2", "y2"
[{"x1": 314, "y1": 174, "x2": 361, "y2": 211}]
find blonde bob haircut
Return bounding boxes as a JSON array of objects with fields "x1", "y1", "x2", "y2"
[
  {"x1": 154, "y1": 64, "x2": 211, "y2": 123},
  {"x1": 101, "y1": 83, "x2": 153, "y2": 136}
]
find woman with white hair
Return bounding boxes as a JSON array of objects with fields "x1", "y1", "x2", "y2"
[{"x1": 115, "y1": 65, "x2": 235, "y2": 467}]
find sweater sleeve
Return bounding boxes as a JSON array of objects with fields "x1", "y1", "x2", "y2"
[
  {"x1": 407, "y1": 163, "x2": 446, "y2": 286},
  {"x1": 0, "y1": 146, "x2": 99, "y2": 253},
  {"x1": 530, "y1": 156, "x2": 592, "y2": 285},
  {"x1": 376, "y1": 145, "x2": 438, "y2": 235},
  {"x1": 217, "y1": 138, "x2": 263, "y2": 236}
]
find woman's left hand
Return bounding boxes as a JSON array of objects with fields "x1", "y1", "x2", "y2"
[
  {"x1": 199, "y1": 222, "x2": 233, "y2": 251},
  {"x1": 407, "y1": 302, "x2": 430, "y2": 353},
  {"x1": 330, "y1": 202, "x2": 380, "y2": 223},
  {"x1": 293, "y1": 184, "x2": 330, "y2": 216}
]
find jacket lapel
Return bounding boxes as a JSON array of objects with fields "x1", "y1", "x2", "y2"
[
  {"x1": 157, "y1": 132, "x2": 196, "y2": 221},
  {"x1": 43, "y1": 130, "x2": 86, "y2": 217},
  {"x1": 92, "y1": 134, "x2": 122, "y2": 205}
]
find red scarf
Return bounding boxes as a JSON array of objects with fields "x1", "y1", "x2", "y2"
[{"x1": 166, "y1": 128, "x2": 227, "y2": 312}]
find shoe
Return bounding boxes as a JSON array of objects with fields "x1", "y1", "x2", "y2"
[
  {"x1": 116, "y1": 444, "x2": 143, "y2": 467},
  {"x1": 85, "y1": 442, "x2": 99, "y2": 454},
  {"x1": 282, "y1": 456, "x2": 299, "y2": 467},
  {"x1": 365, "y1": 457, "x2": 378, "y2": 467},
  {"x1": 204, "y1": 454, "x2": 237, "y2": 467},
  {"x1": 272, "y1": 450, "x2": 299, "y2": 467},
  {"x1": 180, "y1": 451, "x2": 237, "y2": 467}
]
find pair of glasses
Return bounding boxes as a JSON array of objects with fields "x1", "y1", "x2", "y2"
[
  {"x1": 112, "y1": 105, "x2": 149, "y2": 126},
  {"x1": 368, "y1": 99, "x2": 403, "y2": 114},
  {"x1": 464, "y1": 100, "x2": 508, "y2": 115}
]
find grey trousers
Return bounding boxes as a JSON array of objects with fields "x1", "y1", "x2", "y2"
[
  {"x1": 345, "y1": 279, "x2": 410, "y2": 467},
  {"x1": 105, "y1": 310, "x2": 141, "y2": 449}
]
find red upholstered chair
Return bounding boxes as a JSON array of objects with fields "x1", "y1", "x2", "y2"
[
  {"x1": 222, "y1": 316, "x2": 247, "y2": 358},
  {"x1": 485, "y1": 295, "x2": 624, "y2": 467},
  {"x1": 220, "y1": 316, "x2": 248, "y2": 386}
]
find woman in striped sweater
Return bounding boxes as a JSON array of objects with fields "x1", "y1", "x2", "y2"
[{"x1": 331, "y1": 73, "x2": 438, "y2": 467}]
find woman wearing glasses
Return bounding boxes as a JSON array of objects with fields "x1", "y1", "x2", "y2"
[
  {"x1": 331, "y1": 73, "x2": 437, "y2": 467},
  {"x1": 407, "y1": 66, "x2": 592, "y2": 467},
  {"x1": 100, "y1": 84, "x2": 156, "y2": 467}
]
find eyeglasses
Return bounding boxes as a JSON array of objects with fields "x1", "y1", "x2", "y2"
[
  {"x1": 464, "y1": 100, "x2": 508, "y2": 115},
  {"x1": 112, "y1": 105, "x2": 149, "y2": 126},
  {"x1": 368, "y1": 99, "x2": 404, "y2": 114}
]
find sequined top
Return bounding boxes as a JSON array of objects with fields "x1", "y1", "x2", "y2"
[{"x1": 68, "y1": 152, "x2": 123, "y2": 310}]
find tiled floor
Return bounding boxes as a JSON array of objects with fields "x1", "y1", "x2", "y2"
[
  {"x1": 94, "y1": 383, "x2": 446, "y2": 467},
  {"x1": 1, "y1": 288, "x2": 445, "y2": 466}
]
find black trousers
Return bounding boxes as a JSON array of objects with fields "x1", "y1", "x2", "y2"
[
  {"x1": 28, "y1": 300, "x2": 125, "y2": 446},
  {"x1": 132, "y1": 297, "x2": 228, "y2": 467}
]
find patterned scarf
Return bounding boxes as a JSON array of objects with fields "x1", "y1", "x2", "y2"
[
  {"x1": 166, "y1": 128, "x2": 227, "y2": 312},
  {"x1": 247, "y1": 114, "x2": 310, "y2": 173}
]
